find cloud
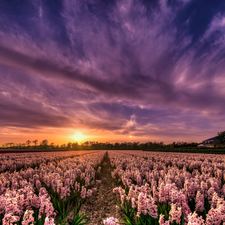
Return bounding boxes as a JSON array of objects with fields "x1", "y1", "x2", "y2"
[{"x1": 0, "y1": 0, "x2": 225, "y2": 143}]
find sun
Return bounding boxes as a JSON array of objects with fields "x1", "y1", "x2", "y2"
[{"x1": 74, "y1": 131, "x2": 84, "y2": 142}]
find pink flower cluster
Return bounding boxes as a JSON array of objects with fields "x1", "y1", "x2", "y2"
[
  {"x1": 0, "y1": 151, "x2": 105, "y2": 224},
  {"x1": 109, "y1": 150, "x2": 225, "y2": 224},
  {"x1": 103, "y1": 217, "x2": 119, "y2": 225},
  {"x1": 187, "y1": 212, "x2": 204, "y2": 225},
  {"x1": 159, "y1": 214, "x2": 169, "y2": 225},
  {"x1": 0, "y1": 150, "x2": 96, "y2": 172},
  {"x1": 0, "y1": 186, "x2": 55, "y2": 224},
  {"x1": 22, "y1": 210, "x2": 34, "y2": 225}
]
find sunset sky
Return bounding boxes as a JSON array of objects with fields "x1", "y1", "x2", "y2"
[{"x1": 1, "y1": 0, "x2": 225, "y2": 145}]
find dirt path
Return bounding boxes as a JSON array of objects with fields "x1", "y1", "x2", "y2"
[{"x1": 66, "y1": 152, "x2": 123, "y2": 225}]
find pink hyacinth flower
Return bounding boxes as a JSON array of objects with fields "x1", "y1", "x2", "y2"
[
  {"x1": 159, "y1": 214, "x2": 170, "y2": 225},
  {"x1": 22, "y1": 210, "x2": 34, "y2": 225},
  {"x1": 103, "y1": 217, "x2": 119, "y2": 225},
  {"x1": 81, "y1": 186, "x2": 86, "y2": 199},
  {"x1": 44, "y1": 216, "x2": 55, "y2": 225},
  {"x1": 187, "y1": 212, "x2": 205, "y2": 225}
]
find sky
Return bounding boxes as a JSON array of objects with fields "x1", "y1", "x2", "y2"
[{"x1": 0, "y1": 0, "x2": 225, "y2": 145}]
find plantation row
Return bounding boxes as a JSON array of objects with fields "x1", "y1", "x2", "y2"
[
  {"x1": 2, "y1": 150, "x2": 225, "y2": 225},
  {"x1": 0, "y1": 150, "x2": 105, "y2": 225},
  {"x1": 108, "y1": 150, "x2": 225, "y2": 224},
  {"x1": 0, "y1": 150, "x2": 100, "y2": 173}
]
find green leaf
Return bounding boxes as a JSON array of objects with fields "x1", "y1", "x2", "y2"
[
  {"x1": 124, "y1": 214, "x2": 134, "y2": 225},
  {"x1": 79, "y1": 222, "x2": 90, "y2": 225},
  {"x1": 58, "y1": 201, "x2": 63, "y2": 216},
  {"x1": 139, "y1": 215, "x2": 146, "y2": 225},
  {"x1": 134, "y1": 214, "x2": 139, "y2": 225},
  {"x1": 66, "y1": 205, "x2": 72, "y2": 217},
  {"x1": 71, "y1": 213, "x2": 89, "y2": 225},
  {"x1": 118, "y1": 221, "x2": 129, "y2": 225}
]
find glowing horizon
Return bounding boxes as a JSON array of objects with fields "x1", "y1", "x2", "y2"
[{"x1": 0, "y1": 127, "x2": 211, "y2": 146}]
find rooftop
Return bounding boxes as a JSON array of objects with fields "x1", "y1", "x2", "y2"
[{"x1": 203, "y1": 137, "x2": 216, "y2": 142}]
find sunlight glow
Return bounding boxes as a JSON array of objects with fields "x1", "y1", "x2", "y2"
[{"x1": 74, "y1": 132, "x2": 84, "y2": 142}]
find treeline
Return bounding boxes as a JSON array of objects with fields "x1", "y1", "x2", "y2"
[{"x1": 1, "y1": 140, "x2": 199, "y2": 150}]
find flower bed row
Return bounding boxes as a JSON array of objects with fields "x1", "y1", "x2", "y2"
[
  {"x1": 0, "y1": 150, "x2": 105, "y2": 225},
  {"x1": 0, "y1": 150, "x2": 100, "y2": 173},
  {"x1": 108, "y1": 150, "x2": 225, "y2": 225}
]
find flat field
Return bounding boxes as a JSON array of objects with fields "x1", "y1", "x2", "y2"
[{"x1": 1, "y1": 150, "x2": 225, "y2": 224}]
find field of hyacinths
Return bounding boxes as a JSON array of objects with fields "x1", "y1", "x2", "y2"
[
  {"x1": 0, "y1": 150, "x2": 104, "y2": 225},
  {"x1": 108, "y1": 150, "x2": 225, "y2": 225},
  {"x1": 1, "y1": 150, "x2": 225, "y2": 225}
]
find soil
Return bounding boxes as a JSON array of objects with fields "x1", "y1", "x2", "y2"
[{"x1": 66, "y1": 152, "x2": 124, "y2": 225}]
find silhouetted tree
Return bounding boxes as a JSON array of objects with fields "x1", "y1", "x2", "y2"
[
  {"x1": 5, "y1": 143, "x2": 13, "y2": 148},
  {"x1": 49, "y1": 143, "x2": 54, "y2": 149},
  {"x1": 83, "y1": 141, "x2": 89, "y2": 147},
  {"x1": 67, "y1": 142, "x2": 72, "y2": 149},
  {"x1": 215, "y1": 131, "x2": 225, "y2": 145},
  {"x1": 41, "y1": 139, "x2": 48, "y2": 148},
  {"x1": 26, "y1": 140, "x2": 31, "y2": 148},
  {"x1": 60, "y1": 144, "x2": 66, "y2": 149},
  {"x1": 133, "y1": 142, "x2": 139, "y2": 150},
  {"x1": 33, "y1": 140, "x2": 38, "y2": 148},
  {"x1": 22, "y1": 143, "x2": 26, "y2": 148},
  {"x1": 72, "y1": 142, "x2": 78, "y2": 150},
  {"x1": 114, "y1": 143, "x2": 120, "y2": 149}
]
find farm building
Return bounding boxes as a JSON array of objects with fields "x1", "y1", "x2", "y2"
[{"x1": 198, "y1": 137, "x2": 216, "y2": 147}]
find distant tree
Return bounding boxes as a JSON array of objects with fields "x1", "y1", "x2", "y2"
[
  {"x1": 33, "y1": 140, "x2": 38, "y2": 148},
  {"x1": 114, "y1": 142, "x2": 120, "y2": 149},
  {"x1": 132, "y1": 142, "x2": 139, "y2": 150},
  {"x1": 60, "y1": 144, "x2": 66, "y2": 149},
  {"x1": 67, "y1": 142, "x2": 72, "y2": 149},
  {"x1": 50, "y1": 143, "x2": 54, "y2": 148},
  {"x1": 72, "y1": 142, "x2": 78, "y2": 150},
  {"x1": 26, "y1": 140, "x2": 31, "y2": 148},
  {"x1": 5, "y1": 142, "x2": 14, "y2": 148},
  {"x1": 9, "y1": 143, "x2": 14, "y2": 148},
  {"x1": 41, "y1": 139, "x2": 48, "y2": 148},
  {"x1": 215, "y1": 131, "x2": 225, "y2": 145},
  {"x1": 22, "y1": 143, "x2": 26, "y2": 148},
  {"x1": 83, "y1": 141, "x2": 89, "y2": 147}
]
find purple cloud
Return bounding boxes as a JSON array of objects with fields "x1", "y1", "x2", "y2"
[{"x1": 0, "y1": 0, "x2": 225, "y2": 143}]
